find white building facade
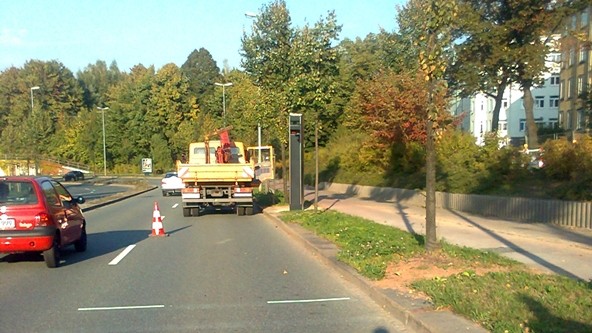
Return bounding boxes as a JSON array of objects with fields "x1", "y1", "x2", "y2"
[{"x1": 451, "y1": 37, "x2": 561, "y2": 146}]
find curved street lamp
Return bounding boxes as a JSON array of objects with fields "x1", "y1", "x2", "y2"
[
  {"x1": 214, "y1": 82, "x2": 233, "y2": 125},
  {"x1": 30, "y1": 86, "x2": 40, "y2": 111}
]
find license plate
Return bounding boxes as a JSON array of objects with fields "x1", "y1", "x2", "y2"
[{"x1": 0, "y1": 219, "x2": 15, "y2": 229}]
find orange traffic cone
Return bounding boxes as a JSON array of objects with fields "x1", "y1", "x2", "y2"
[{"x1": 149, "y1": 201, "x2": 168, "y2": 237}]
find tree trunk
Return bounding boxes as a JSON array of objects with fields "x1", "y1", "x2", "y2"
[
  {"x1": 314, "y1": 120, "x2": 318, "y2": 211},
  {"x1": 490, "y1": 81, "x2": 508, "y2": 133},
  {"x1": 523, "y1": 83, "x2": 539, "y2": 149},
  {"x1": 425, "y1": 81, "x2": 439, "y2": 252},
  {"x1": 281, "y1": 143, "x2": 288, "y2": 197}
]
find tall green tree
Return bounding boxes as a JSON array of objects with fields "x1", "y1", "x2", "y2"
[
  {"x1": 148, "y1": 63, "x2": 195, "y2": 167},
  {"x1": 287, "y1": 11, "x2": 341, "y2": 146},
  {"x1": 77, "y1": 60, "x2": 123, "y2": 109},
  {"x1": 241, "y1": 0, "x2": 294, "y2": 194},
  {"x1": 181, "y1": 48, "x2": 221, "y2": 115},
  {"x1": 105, "y1": 64, "x2": 155, "y2": 169}
]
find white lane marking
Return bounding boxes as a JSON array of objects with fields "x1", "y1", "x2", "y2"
[
  {"x1": 267, "y1": 297, "x2": 351, "y2": 304},
  {"x1": 172, "y1": 203, "x2": 179, "y2": 208},
  {"x1": 78, "y1": 304, "x2": 165, "y2": 311},
  {"x1": 108, "y1": 245, "x2": 136, "y2": 265}
]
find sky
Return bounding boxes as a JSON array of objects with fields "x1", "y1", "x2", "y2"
[{"x1": 0, "y1": 0, "x2": 405, "y2": 74}]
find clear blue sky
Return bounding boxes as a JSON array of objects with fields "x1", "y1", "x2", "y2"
[{"x1": 0, "y1": 0, "x2": 405, "y2": 73}]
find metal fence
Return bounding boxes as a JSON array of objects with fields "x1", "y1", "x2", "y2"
[{"x1": 320, "y1": 182, "x2": 592, "y2": 230}]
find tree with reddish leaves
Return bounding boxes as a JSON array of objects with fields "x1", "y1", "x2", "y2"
[{"x1": 348, "y1": 69, "x2": 452, "y2": 171}]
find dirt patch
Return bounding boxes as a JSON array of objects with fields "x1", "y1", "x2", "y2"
[{"x1": 373, "y1": 252, "x2": 511, "y2": 299}]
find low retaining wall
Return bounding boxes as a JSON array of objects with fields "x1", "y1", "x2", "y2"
[{"x1": 320, "y1": 182, "x2": 592, "y2": 230}]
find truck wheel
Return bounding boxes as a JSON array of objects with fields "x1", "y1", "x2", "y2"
[
  {"x1": 183, "y1": 207, "x2": 191, "y2": 217},
  {"x1": 245, "y1": 207, "x2": 254, "y2": 215},
  {"x1": 191, "y1": 208, "x2": 200, "y2": 217},
  {"x1": 162, "y1": 190, "x2": 167, "y2": 197},
  {"x1": 237, "y1": 207, "x2": 245, "y2": 216}
]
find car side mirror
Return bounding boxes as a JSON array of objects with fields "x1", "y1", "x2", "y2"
[{"x1": 76, "y1": 196, "x2": 85, "y2": 204}]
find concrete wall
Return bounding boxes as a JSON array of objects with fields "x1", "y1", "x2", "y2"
[{"x1": 320, "y1": 182, "x2": 592, "y2": 230}]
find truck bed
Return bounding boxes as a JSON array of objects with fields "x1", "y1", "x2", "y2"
[{"x1": 177, "y1": 163, "x2": 255, "y2": 183}]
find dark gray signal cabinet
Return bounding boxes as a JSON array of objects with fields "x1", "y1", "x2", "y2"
[{"x1": 289, "y1": 113, "x2": 303, "y2": 210}]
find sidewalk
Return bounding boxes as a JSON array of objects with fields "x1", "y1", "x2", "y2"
[
  {"x1": 262, "y1": 187, "x2": 592, "y2": 333},
  {"x1": 306, "y1": 188, "x2": 592, "y2": 281}
]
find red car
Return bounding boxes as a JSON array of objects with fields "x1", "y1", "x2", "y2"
[{"x1": 0, "y1": 176, "x2": 87, "y2": 268}]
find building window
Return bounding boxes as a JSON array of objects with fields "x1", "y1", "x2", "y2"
[
  {"x1": 520, "y1": 120, "x2": 526, "y2": 132},
  {"x1": 550, "y1": 96, "x2": 559, "y2": 108},
  {"x1": 582, "y1": 10, "x2": 589, "y2": 27},
  {"x1": 549, "y1": 76, "x2": 560, "y2": 85},
  {"x1": 571, "y1": 14, "x2": 577, "y2": 30},
  {"x1": 560, "y1": 80, "x2": 565, "y2": 99},
  {"x1": 502, "y1": 99, "x2": 508, "y2": 108},
  {"x1": 547, "y1": 53, "x2": 561, "y2": 63},
  {"x1": 535, "y1": 96, "x2": 545, "y2": 108},
  {"x1": 579, "y1": 47, "x2": 588, "y2": 63},
  {"x1": 578, "y1": 76, "x2": 584, "y2": 95},
  {"x1": 569, "y1": 48, "x2": 575, "y2": 66},
  {"x1": 577, "y1": 110, "x2": 584, "y2": 129},
  {"x1": 568, "y1": 78, "x2": 573, "y2": 98}
]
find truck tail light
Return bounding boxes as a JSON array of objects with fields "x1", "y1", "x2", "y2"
[{"x1": 235, "y1": 187, "x2": 252, "y2": 193}]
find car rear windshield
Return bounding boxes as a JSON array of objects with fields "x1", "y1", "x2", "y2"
[{"x1": 0, "y1": 180, "x2": 38, "y2": 205}]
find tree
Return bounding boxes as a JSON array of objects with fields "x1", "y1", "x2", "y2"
[
  {"x1": 241, "y1": 0, "x2": 294, "y2": 195},
  {"x1": 287, "y1": 11, "x2": 341, "y2": 209},
  {"x1": 181, "y1": 48, "x2": 222, "y2": 115},
  {"x1": 77, "y1": 60, "x2": 123, "y2": 109},
  {"x1": 450, "y1": 0, "x2": 581, "y2": 148},
  {"x1": 398, "y1": 0, "x2": 457, "y2": 252}
]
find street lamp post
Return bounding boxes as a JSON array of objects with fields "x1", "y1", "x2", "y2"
[
  {"x1": 30, "y1": 86, "x2": 40, "y2": 111},
  {"x1": 244, "y1": 12, "x2": 262, "y2": 162},
  {"x1": 214, "y1": 82, "x2": 233, "y2": 125},
  {"x1": 97, "y1": 107, "x2": 109, "y2": 176}
]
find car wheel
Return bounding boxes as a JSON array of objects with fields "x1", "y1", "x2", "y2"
[
  {"x1": 162, "y1": 190, "x2": 167, "y2": 197},
  {"x1": 74, "y1": 225, "x2": 87, "y2": 252},
  {"x1": 43, "y1": 235, "x2": 60, "y2": 268},
  {"x1": 245, "y1": 206, "x2": 254, "y2": 215}
]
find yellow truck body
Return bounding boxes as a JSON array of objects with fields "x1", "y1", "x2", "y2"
[{"x1": 177, "y1": 140, "x2": 258, "y2": 217}]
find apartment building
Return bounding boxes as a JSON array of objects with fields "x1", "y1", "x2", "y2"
[
  {"x1": 451, "y1": 38, "x2": 561, "y2": 146},
  {"x1": 559, "y1": 5, "x2": 591, "y2": 132}
]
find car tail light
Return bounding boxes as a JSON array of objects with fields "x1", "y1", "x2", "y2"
[{"x1": 35, "y1": 212, "x2": 52, "y2": 227}]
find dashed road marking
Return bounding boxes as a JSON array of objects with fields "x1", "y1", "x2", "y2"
[
  {"x1": 108, "y1": 244, "x2": 136, "y2": 265},
  {"x1": 78, "y1": 304, "x2": 165, "y2": 311},
  {"x1": 267, "y1": 297, "x2": 351, "y2": 304}
]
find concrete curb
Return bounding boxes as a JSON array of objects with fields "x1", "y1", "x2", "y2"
[
  {"x1": 262, "y1": 208, "x2": 489, "y2": 333},
  {"x1": 81, "y1": 186, "x2": 158, "y2": 212}
]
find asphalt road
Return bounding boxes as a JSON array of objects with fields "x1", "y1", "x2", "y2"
[{"x1": 0, "y1": 188, "x2": 410, "y2": 333}]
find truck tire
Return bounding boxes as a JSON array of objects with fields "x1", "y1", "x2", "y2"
[
  {"x1": 183, "y1": 207, "x2": 191, "y2": 217},
  {"x1": 237, "y1": 207, "x2": 245, "y2": 216},
  {"x1": 191, "y1": 207, "x2": 200, "y2": 217}
]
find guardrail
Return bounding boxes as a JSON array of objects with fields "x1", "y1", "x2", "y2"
[{"x1": 319, "y1": 182, "x2": 592, "y2": 230}]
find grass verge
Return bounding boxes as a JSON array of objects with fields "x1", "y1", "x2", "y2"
[{"x1": 277, "y1": 209, "x2": 592, "y2": 333}]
